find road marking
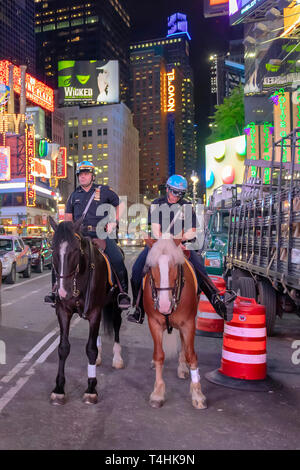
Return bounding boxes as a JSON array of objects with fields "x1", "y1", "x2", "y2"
[
  {"x1": 2, "y1": 286, "x2": 46, "y2": 308},
  {"x1": 2, "y1": 272, "x2": 51, "y2": 291},
  {"x1": 0, "y1": 316, "x2": 81, "y2": 413}
]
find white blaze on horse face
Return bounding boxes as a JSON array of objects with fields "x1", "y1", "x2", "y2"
[
  {"x1": 58, "y1": 241, "x2": 68, "y2": 299},
  {"x1": 158, "y1": 255, "x2": 171, "y2": 313}
]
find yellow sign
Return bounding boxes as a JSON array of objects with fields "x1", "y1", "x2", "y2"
[
  {"x1": 281, "y1": 1, "x2": 300, "y2": 38},
  {"x1": 0, "y1": 113, "x2": 25, "y2": 134},
  {"x1": 167, "y1": 69, "x2": 175, "y2": 113}
]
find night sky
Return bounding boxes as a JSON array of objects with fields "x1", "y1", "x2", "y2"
[{"x1": 126, "y1": 0, "x2": 232, "y2": 160}]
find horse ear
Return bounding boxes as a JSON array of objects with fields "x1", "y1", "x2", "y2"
[
  {"x1": 49, "y1": 216, "x2": 58, "y2": 232},
  {"x1": 145, "y1": 238, "x2": 156, "y2": 249},
  {"x1": 73, "y1": 216, "x2": 83, "y2": 234}
]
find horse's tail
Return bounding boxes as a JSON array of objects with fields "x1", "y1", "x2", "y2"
[{"x1": 163, "y1": 328, "x2": 180, "y2": 360}]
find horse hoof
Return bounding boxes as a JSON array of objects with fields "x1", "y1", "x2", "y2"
[
  {"x1": 150, "y1": 399, "x2": 164, "y2": 408},
  {"x1": 112, "y1": 359, "x2": 124, "y2": 369},
  {"x1": 50, "y1": 393, "x2": 66, "y2": 406},
  {"x1": 192, "y1": 398, "x2": 207, "y2": 410},
  {"x1": 83, "y1": 393, "x2": 98, "y2": 405},
  {"x1": 177, "y1": 370, "x2": 189, "y2": 380}
]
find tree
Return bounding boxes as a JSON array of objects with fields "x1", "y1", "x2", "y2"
[{"x1": 207, "y1": 85, "x2": 245, "y2": 144}]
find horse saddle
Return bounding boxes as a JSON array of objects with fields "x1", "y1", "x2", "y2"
[{"x1": 91, "y1": 239, "x2": 114, "y2": 287}]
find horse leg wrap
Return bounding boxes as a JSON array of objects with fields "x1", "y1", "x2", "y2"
[
  {"x1": 190, "y1": 368, "x2": 200, "y2": 383},
  {"x1": 88, "y1": 364, "x2": 96, "y2": 378}
]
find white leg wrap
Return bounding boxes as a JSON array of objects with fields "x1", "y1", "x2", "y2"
[
  {"x1": 88, "y1": 364, "x2": 96, "y2": 378},
  {"x1": 190, "y1": 368, "x2": 200, "y2": 383},
  {"x1": 97, "y1": 336, "x2": 101, "y2": 348}
]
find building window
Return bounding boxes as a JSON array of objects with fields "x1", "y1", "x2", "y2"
[
  {"x1": 97, "y1": 129, "x2": 102, "y2": 136},
  {"x1": 103, "y1": 128, "x2": 107, "y2": 135},
  {"x1": 88, "y1": 130, "x2": 92, "y2": 137},
  {"x1": 82, "y1": 130, "x2": 87, "y2": 137}
]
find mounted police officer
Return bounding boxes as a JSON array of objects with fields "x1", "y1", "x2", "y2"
[
  {"x1": 127, "y1": 174, "x2": 229, "y2": 324},
  {"x1": 44, "y1": 161, "x2": 131, "y2": 309}
]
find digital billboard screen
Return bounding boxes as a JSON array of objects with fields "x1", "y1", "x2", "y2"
[
  {"x1": 204, "y1": 0, "x2": 229, "y2": 17},
  {"x1": 229, "y1": 0, "x2": 268, "y2": 25},
  {"x1": 58, "y1": 60, "x2": 119, "y2": 106}
]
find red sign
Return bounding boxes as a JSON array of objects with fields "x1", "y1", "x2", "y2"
[
  {"x1": 55, "y1": 147, "x2": 67, "y2": 178},
  {"x1": 0, "y1": 61, "x2": 54, "y2": 112},
  {"x1": 25, "y1": 124, "x2": 36, "y2": 207}
]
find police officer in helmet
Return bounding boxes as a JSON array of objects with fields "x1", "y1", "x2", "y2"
[
  {"x1": 45, "y1": 161, "x2": 131, "y2": 309},
  {"x1": 127, "y1": 174, "x2": 228, "y2": 324}
]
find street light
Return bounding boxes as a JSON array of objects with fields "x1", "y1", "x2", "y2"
[{"x1": 190, "y1": 170, "x2": 199, "y2": 207}]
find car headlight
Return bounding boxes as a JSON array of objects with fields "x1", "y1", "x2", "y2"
[
  {"x1": 206, "y1": 258, "x2": 221, "y2": 267},
  {"x1": 1, "y1": 254, "x2": 12, "y2": 264},
  {"x1": 31, "y1": 253, "x2": 39, "y2": 258},
  {"x1": 131, "y1": 240, "x2": 136, "y2": 245},
  {"x1": 122, "y1": 240, "x2": 127, "y2": 246}
]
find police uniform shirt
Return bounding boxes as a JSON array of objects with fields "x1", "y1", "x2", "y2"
[
  {"x1": 148, "y1": 196, "x2": 196, "y2": 237},
  {"x1": 66, "y1": 184, "x2": 119, "y2": 235}
]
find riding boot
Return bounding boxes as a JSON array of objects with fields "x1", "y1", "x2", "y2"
[
  {"x1": 44, "y1": 267, "x2": 56, "y2": 308},
  {"x1": 117, "y1": 270, "x2": 131, "y2": 310},
  {"x1": 127, "y1": 279, "x2": 145, "y2": 324},
  {"x1": 197, "y1": 273, "x2": 228, "y2": 321}
]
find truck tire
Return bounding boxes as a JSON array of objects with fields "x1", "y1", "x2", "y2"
[
  {"x1": 257, "y1": 280, "x2": 277, "y2": 337},
  {"x1": 36, "y1": 258, "x2": 44, "y2": 273},
  {"x1": 232, "y1": 269, "x2": 251, "y2": 293},
  {"x1": 237, "y1": 277, "x2": 257, "y2": 299},
  {"x1": 6, "y1": 263, "x2": 16, "y2": 284},
  {"x1": 23, "y1": 261, "x2": 31, "y2": 278}
]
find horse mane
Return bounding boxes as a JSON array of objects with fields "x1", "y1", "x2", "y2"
[
  {"x1": 146, "y1": 239, "x2": 185, "y2": 267},
  {"x1": 52, "y1": 221, "x2": 78, "y2": 250}
]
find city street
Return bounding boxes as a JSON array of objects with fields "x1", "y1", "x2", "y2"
[{"x1": 0, "y1": 247, "x2": 300, "y2": 451}]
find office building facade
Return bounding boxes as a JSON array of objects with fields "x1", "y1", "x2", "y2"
[
  {"x1": 0, "y1": 0, "x2": 36, "y2": 74},
  {"x1": 35, "y1": 0, "x2": 131, "y2": 105}
]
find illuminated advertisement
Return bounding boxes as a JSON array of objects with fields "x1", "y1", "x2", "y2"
[
  {"x1": 229, "y1": 0, "x2": 268, "y2": 25},
  {"x1": 58, "y1": 60, "x2": 119, "y2": 105},
  {"x1": 0, "y1": 147, "x2": 11, "y2": 181},
  {"x1": 0, "y1": 61, "x2": 54, "y2": 112},
  {"x1": 281, "y1": 0, "x2": 300, "y2": 38},
  {"x1": 205, "y1": 135, "x2": 246, "y2": 203},
  {"x1": 166, "y1": 69, "x2": 176, "y2": 113},
  {"x1": 0, "y1": 84, "x2": 10, "y2": 107},
  {"x1": 25, "y1": 124, "x2": 36, "y2": 207},
  {"x1": 167, "y1": 13, "x2": 191, "y2": 39},
  {"x1": 292, "y1": 90, "x2": 300, "y2": 164},
  {"x1": 54, "y1": 147, "x2": 67, "y2": 179},
  {"x1": 0, "y1": 113, "x2": 25, "y2": 134},
  {"x1": 273, "y1": 90, "x2": 291, "y2": 162},
  {"x1": 259, "y1": 122, "x2": 273, "y2": 184},
  {"x1": 245, "y1": 122, "x2": 259, "y2": 177},
  {"x1": 204, "y1": 0, "x2": 229, "y2": 18},
  {"x1": 31, "y1": 158, "x2": 51, "y2": 179}
]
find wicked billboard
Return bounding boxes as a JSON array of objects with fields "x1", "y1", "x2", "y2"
[{"x1": 58, "y1": 60, "x2": 119, "y2": 105}]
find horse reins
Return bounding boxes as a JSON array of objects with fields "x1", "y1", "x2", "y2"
[{"x1": 149, "y1": 264, "x2": 184, "y2": 314}]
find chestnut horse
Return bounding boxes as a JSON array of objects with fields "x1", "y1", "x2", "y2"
[
  {"x1": 143, "y1": 238, "x2": 207, "y2": 410},
  {"x1": 49, "y1": 217, "x2": 123, "y2": 405}
]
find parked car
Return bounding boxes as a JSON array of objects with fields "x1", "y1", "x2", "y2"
[
  {"x1": 0, "y1": 235, "x2": 32, "y2": 284},
  {"x1": 22, "y1": 236, "x2": 52, "y2": 273}
]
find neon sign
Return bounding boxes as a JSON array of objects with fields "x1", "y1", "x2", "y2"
[
  {"x1": 261, "y1": 122, "x2": 272, "y2": 184},
  {"x1": 0, "y1": 147, "x2": 11, "y2": 181},
  {"x1": 25, "y1": 124, "x2": 36, "y2": 207},
  {"x1": 167, "y1": 69, "x2": 175, "y2": 113},
  {"x1": 0, "y1": 113, "x2": 25, "y2": 134},
  {"x1": 247, "y1": 122, "x2": 258, "y2": 177},
  {"x1": 54, "y1": 147, "x2": 67, "y2": 178},
  {"x1": 0, "y1": 61, "x2": 54, "y2": 112}
]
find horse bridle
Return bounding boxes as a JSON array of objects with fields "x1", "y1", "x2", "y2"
[
  {"x1": 53, "y1": 233, "x2": 86, "y2": 298},
  {"x1": 149, "y1": 264, "x2": 184, "y2": 314}
]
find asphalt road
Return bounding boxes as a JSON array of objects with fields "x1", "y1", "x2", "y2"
[{"x1": 0, "y1": 247, "x2": 300, "y2": 452}]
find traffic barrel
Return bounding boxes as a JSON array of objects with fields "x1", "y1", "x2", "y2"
[
  {"x1": 220, "y1": 297, "x2": 266, "y2": 380},
  {"x1": 196, "y1": 275, "x2": 226, "y2": 338},
  {"x1": 205, "y1": 296, "x2": 280, "y2": 391}
]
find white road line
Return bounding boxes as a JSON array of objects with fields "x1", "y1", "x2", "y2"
[
  {"x1": 2, "y1": 286, "x2": 46, "y2": 308},
  {"x1": 0, "y1": 316, "x2": 81, "y2": 413},
  {"x1": 1, "y1": 272, "x2": 51, "y2": 291}
]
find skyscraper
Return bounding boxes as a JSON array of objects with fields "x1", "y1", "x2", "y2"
[
  {"x1": 130, "y1": 13, "x2": 197, "y2": 199},
  {"x1": 35, "y1": 0, "x2": 131, "y2": 105},
  {"x1": 0, "y1": 0, "x2": 36, "y2": 74}
]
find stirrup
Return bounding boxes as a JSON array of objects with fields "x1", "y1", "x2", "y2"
[
  {"x1": 127, "y1": 306, "x2": 144, "y2": 324},
  {"x1": 117, "y1": 292, "x2": 131, "y2": 309}
]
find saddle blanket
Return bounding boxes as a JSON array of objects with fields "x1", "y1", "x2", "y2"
[
  {"x1": 143, "y1": 258, "x2": 198, "y2": 294},
  {"x1": 98, "y1": 250, "x2": 114, "y2": 286}
]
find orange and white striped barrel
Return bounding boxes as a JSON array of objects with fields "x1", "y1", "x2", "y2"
[
  {"x1": 196, "y1": 275, "x2": 226, "y2": 337},
  {"x1": 219, "y1": 296, "x2": 267, "y2": 381}
]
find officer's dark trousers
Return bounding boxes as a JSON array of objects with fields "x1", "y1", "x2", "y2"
[
  {"x1": 131, "y1": 246, "x2": 219, "y2": 306},
  {"x1": 104, "y1": 238, "x2": 129, "y2": 292}
]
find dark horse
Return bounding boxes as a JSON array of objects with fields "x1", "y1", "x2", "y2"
[{"x1": 49, "y1": 217, "x2": 124, "y2": 405}]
